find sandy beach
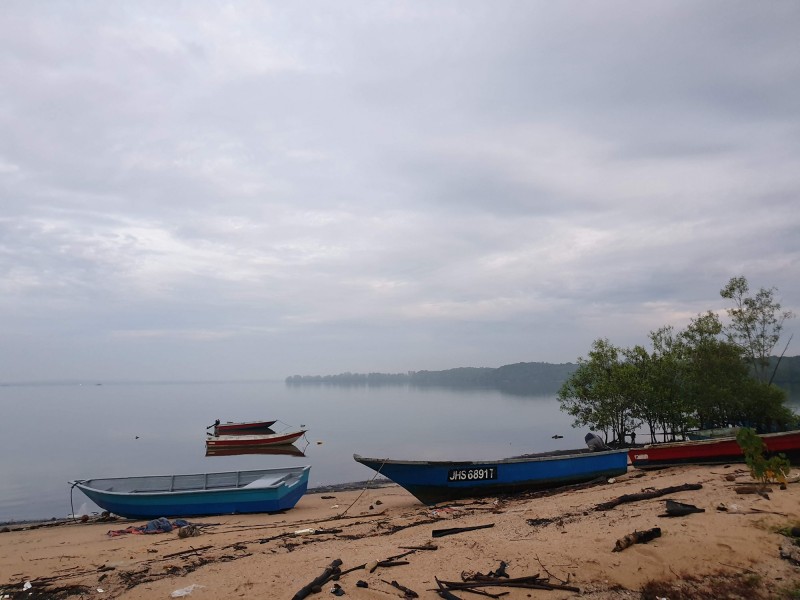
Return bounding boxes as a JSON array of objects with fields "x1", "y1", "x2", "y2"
[{"x1": 2, "y1": 465, "x2": 799, "y2": 599}]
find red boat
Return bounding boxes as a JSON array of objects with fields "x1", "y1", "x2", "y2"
[
  {"x1": 210, "y1": 420, "x2": 278, "y2": 435},
  {"x1": 629, "y1": 429, "x2": 800, "y2": 469},
  {"x1": 206, "y1": 429, "x2": 306, "y2": 449}
]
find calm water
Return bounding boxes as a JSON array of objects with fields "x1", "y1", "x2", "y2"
[{"x1": 0, "y1": 381, "x2": 575, "y2": 522}]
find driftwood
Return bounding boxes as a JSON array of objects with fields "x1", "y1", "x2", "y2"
[
  {"x1": 613, "y1": 527, "x2": 662, "y2": 552},
  {"x1": 398, "y1": 544, "x2": 438, "y2": 551},
  {"x1": 382, "y1": 579, "x2": 419, "y2": 598},
  {"x1": 291, "y1": 558, "x2": 343, "y2": 600},
  {"x1": 339, "y1": 549, "x2": 421, "y2": 576},
  {"x1": 161, "y1": 545, "x2": 213, "y2": 559},
  {"x1": 734, "y1": 485, "x2": 772, "y2": 499},
  {"x1": 432, "y1": 523, "x2": 494, "y2": 538},
  {"x1": 435, "y1": 578, "x2": 464, "y2": 600},
  {"x1": 594, "y1": 483, "x2": 702, "y2": 511},
  {"x1": 437, "y1": 575, "x2": 580, "y2": 593}
]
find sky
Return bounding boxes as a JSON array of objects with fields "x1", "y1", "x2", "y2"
[{"x1": 1, "y1": 2, "x2": 799, "y2": 382}]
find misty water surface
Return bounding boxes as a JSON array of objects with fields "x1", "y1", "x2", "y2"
[{"x1": 0, "y1": 380, "x2": 577, "y2": 522}]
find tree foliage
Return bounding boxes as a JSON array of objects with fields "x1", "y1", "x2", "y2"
[
  {"x1": 558, "y1": 278, "x2": 796, "y2": 442},
  {"x1": 721, "y1": 276, "x2": 795, "y2": 384}
]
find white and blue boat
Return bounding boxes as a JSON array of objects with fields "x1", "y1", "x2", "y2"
[
  {"x1": 354, "y1": 449, "x2": 628, "y2": 505},
  {"x1": 70, "y1": 466, "x2": 310, "y2": 519}
]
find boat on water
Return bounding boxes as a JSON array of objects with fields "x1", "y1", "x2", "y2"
[
  {"x1": 70, "y1": 466, "x2": 311, "y2": 519},
  {"x1": 209, "y1": 419, "x2": 278, "y2": 435},
  {"x1": 206, "y1": 429, "x2": 306, "y2": 449},
  {"x1": 353, "y1": 448, "x2": 629, "y2": 505},
  {"x1": 629, "y1": 429, "x2": 800, "y2": 469}
]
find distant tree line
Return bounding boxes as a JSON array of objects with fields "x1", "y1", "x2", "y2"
[
  {"x1": 285, "y1": 362, "x2": 579, "y2": 396},
  {"x1": 558, "y1": 276, "x2": 797, "y2": 444},
  {"x1": 285, "y1": 356, "x2": 800, "y2": 397}
]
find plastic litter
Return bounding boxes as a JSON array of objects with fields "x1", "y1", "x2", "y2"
[
  {"x1": 170, "y1": 584, "x2": 205, "y2": 597},
  {"x1": 22, "y1": 582, "x2": 32, "y2": 591},
  {"x1": 294, "y1": 528, "x2": 316, "y2": 535}
]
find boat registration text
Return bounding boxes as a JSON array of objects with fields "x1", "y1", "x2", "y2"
[{"x1": 447, "y1": 467, "x2": 498, "y2": 482}]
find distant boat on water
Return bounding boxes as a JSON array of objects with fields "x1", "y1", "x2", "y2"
[
  {"x1": 209, "y1": 420, "x2": 278, "y2": 435},
  {"x1": 70, "y1": 466, "x2": 310, "y2": 519},
  {"x1": 206, "y1": 429, "x2": 306, "y2": 449}
]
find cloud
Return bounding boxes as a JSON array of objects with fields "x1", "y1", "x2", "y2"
[{"x1": 0, "y1": 1, "x2": 798, "y2": 380}]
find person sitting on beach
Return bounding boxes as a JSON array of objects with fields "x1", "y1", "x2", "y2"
[{"x1": 585, "y1": 432, "x2": 609, "y2": 452}]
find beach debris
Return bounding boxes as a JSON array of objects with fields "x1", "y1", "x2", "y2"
[
  {"x1": 163, "y1": 545, "x2": 213, "y2": 559},
  {"x1": 339, "y1": 550, "x2": 424, "y2": 577},
  {"x1": 107, "y1": 517, "x2": 194, "y2": 537},
  {"x1": 487, "y1": 561, "x2": 509, "y2": 578},
  {"x1": 594, "y1": 483, "x2": 703, "y2": 511},
  {"x1": 398, "y1": 543, "x2": 438, "y2": 551},
  {"x1": 321, "y1": 495, "x2": 336, "y2": 499},
  {"x1": 734, "y1": 485, "x2": 772, "y2": 499},
  {"x1": 526, "y1": 517, "x2": 558, "y2": 529},
  {"x1": 613, "y1": 527, "x2": 662, "y2": 552},
  {"x1": 716, "y1": 503, "x2": 788, "y2": 516},
  {"x1": 170, "y1": 583, "x2": 205, "y2": 598},
  {"x1": 435, "y1": 578, "x2": 464, "y2": 600},
  {"x1": 780, "y1": 542, "x2": 800, "y2": 566},
  {"x1": 432, "y1": 523, "x2": 495, "y2": 538},
  {"x1": 178, "y1": 524, "x2": 200, "y2": 538},
  {"x1": 356, "y1": 580, "x2": 368, "y2": 588},
  {"x1": 292, "y1": 558, "x2": 343, "y2": 600},
  {"x1": 383, "y1": 579, "x2": 419, "y2": 598},
  {"x1": 660, "y1": 499, "x2": 705, "y2": 517},
  {"x1": 436, "y1": 573, "x2": 580, "y2": 594},
  {"x1": 329, "y1": 583, "x2": 345, "y2": 596}
]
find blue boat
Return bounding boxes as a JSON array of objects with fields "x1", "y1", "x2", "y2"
[
  {"x1": 70, "y1": 466, "x2": 310, "y2": 519},
  {"x1": 354, "y1": 449, "x2": 628, "y2": 505}
]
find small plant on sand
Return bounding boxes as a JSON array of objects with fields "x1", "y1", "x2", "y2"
[{"x1": 736, "y1": 427, "x2": 791, "y2": 485}]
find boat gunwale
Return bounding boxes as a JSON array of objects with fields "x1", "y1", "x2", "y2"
[
  {"x1": 353, "y1": 448, "x2": 627, "y2": 467},
  {"x1": 636, "y1": 429, "x2": 800, "y2": 450},
  {"x1": 69, "y1": 466, "x2": 311, "y2": 496}
]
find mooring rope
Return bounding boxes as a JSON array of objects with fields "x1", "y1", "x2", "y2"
[{"x1": 336, "y1": 458, "x2": 388, "y2": 519}]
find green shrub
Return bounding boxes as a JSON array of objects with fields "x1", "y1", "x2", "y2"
[{"x1": 736, "y1": 427, "x2": 791, "y2": 484}]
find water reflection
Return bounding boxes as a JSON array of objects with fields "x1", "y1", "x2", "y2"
[{"x1": 204, "y1": 444, "x2": 307, "y2": 458}]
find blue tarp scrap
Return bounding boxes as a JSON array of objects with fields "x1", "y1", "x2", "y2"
[{"x1": 107, "y1": 517, "x2": 193, "y2": 537}]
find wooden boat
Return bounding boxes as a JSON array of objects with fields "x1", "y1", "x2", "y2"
[
  {"x1": 205, "y1": 445, "x2": 306, "y2": 458},
  {"x1": 210, "y1": 420, "x2": 277, "y2": 435},
  {"x1": 206, "y1": 429, "x2": 306, "y2": 449},
  {"x1": 685, "y1": 426, "x2": 740, "y2": 441},
  {"x1": 353, "y1": 448, "x2": 628, "y2": 505},
  {"x1": 629, "y1": 429, "x2": 800, "y2": 469},
  {"x1": 70, "y1": 466, "x2": 310, "y2": 519}
]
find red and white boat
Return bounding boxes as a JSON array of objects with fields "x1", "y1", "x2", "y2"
[
  {"x1": 629, "y1": 429, "x2": 800, "y2": 469},
  {"x1": 206, "y1": 429, "x2": 306, "y2": 450},
  {"x1": 210, "y1": 420, "x2": 277, "y2": 435}
]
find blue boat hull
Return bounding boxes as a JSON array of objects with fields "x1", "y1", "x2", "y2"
[
  {"x1": 72, "y1": 467, "x2": 310, "y2": 519},
  {"x1": 354, "y1": 450, "x2": 628, "y2": 505}
]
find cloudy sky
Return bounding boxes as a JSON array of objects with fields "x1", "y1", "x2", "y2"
[{"x1": 1, "y1": 2, "x2": 798, "y2": 382}]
